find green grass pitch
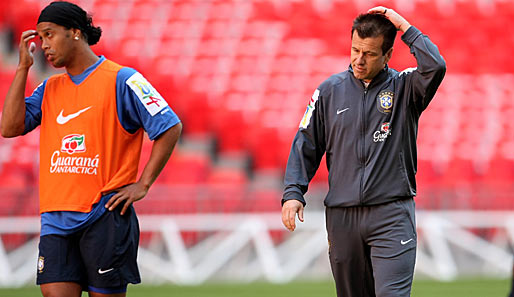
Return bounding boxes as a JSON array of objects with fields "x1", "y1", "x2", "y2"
[{"x1": 0, "y1": 278, "x2": 510, "y2": 297}]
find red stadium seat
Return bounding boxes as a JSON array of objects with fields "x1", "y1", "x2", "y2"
[
  {"x1": 211, "y1": 109, "x2": 247, "y2": 153},
  {"x1": 246, "y1": 126, "x2": 282, "y2": 170},
  {"x1": 245, "y1": 188, "x2": 281, "y2": 212},
  {"x1": 158, "y1": 151, "x2": 211, "y2": 185}
]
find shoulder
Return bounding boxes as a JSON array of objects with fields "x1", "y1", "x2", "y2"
[
  {"x1": 46, "y1": 72, "x2": 68, "y2": 85},
  {"x1": 393, "y1": 67, "x2": 417, "y2": 79},
  {"x1": 115, "y1": 67, "x2": 139, "y2": 84},
  {"x1": 34, "y1": 79, "x2": 48, "y2": 92},
  {"x1": 98, "y1": 59, "x2": 125, "y2": 74},
  {"x1": 317, "y1": 71, "x2": 350, "y2": 95}
]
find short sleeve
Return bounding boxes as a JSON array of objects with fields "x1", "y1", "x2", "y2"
[
  {"x1": 116, "y1": 68, "x2": 181, "y2": 140},
  {"x1": 23, "y1": 80, "x2": 47, "y2": 134}
]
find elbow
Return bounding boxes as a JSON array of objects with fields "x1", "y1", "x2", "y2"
[
  {"x1": 0, "y1": 124, "x2": 10, "y2": 138},
  {"x1": 421, "y1": 54, "x2": 446, "y2": 77},
  {"x1": 162, "y1": 121, "x2": 182, "y2": 142},
  {"x1": 175, "y1": 122, "x2": 183, "y2": 134},
  {"x1": 435, "y1": 56, "x2": 447, "y2": 75},
  {"x1": 168, "y1": 122, "x2": 182, "y2": 139},
  {"x1": 1, "y1": 129, "x2": 17, "y2": 138},
  {"x1": 175, "y1": 122, "x2": 183, "y2": 138},
  {"x1": 0, "y1": 124, "x2": 23, "y2": 138},
  {"x1": 424, "y1": 59, "x2": 446, "y2": 81}
]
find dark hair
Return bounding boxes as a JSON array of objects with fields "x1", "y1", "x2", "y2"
[
  {"x1": 351, "y1": 13, "x2": 396, "y2": 55},
  {"x1": 38, "y1": 1, "x2": 102, "y2": 45},
  {"x1": 82, "y1": 14, "x2": 102, "y2": 46}
]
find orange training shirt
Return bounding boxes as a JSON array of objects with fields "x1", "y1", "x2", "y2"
[{"x1": 38, "y1": 59, "x2": 144, "y2": 213}]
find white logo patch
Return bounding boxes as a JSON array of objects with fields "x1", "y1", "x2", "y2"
[
  {"x1": 56, "y1": 106, "x2": 92, "y2": 125},
  {"x1": 337, "y1": 108, "x2": 349, "y2": 115},
  {"x1": 400, "y1": 238, "x2": 414, "y2": 245},
  {"x1": 61, "y1": 134, "x2": 86, "y2": 154},
  {"x1": 98, "y1": 268, "x2": 114, "y2": 274},
  {"x1": 401, "y1": 238, "x2": 414, "y2": 245},
  {"x1": 399, "y1": 67, "x2": 417, "y2": 78},
  {"x1": 299, "y1": 89, "x2": 320, "y2": 129},
  {"x1": 126, "y1": 72, "x2": 168, "y2": 116},
  {"x1": 373, "y1": 122, "x2": 391, "y2": 143}
]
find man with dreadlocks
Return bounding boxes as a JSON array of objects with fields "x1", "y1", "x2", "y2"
[{"x1": 0, "y1": 1, "x2": 182, "y2": 296}]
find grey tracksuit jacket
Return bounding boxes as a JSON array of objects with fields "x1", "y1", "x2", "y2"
[{"x1": 283, "y1": 26, "x2": 446, "y2": 207}]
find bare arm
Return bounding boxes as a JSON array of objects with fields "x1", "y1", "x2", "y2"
[
  {"x1": 0, "y1": 30, "x2": 37, "y2": 138},
  {"x1": 105, "y1": 122, "x2": 182, "y2": 215}
]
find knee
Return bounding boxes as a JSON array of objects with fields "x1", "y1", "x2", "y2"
[
  {"x1": 40, "y1": 283, "x2": 82, "y2": 297},
  {"x1": 40, "y1": 287, "x2": 58, "y2": 297}
]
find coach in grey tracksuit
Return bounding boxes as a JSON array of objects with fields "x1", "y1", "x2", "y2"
[{"x1": 282, "y1": 7, "x2": 445, "y2": 297}]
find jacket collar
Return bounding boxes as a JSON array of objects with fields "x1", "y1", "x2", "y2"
[{"x1": 348, "y1": 64, "x2": 389, "y2": 88}]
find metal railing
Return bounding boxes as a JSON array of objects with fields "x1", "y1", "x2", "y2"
[{"x1": 0, "y1": 210, "x2": 512, "y2": 287}]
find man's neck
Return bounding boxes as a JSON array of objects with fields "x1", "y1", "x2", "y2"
[{"x1": 65, "y1": 48, "x2": 100, "y2": 76}]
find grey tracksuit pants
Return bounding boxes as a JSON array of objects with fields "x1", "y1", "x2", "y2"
[{"x1": 326, "y1": 198, "x2": 417, "y2": 297}]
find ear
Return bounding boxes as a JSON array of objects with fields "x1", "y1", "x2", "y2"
[
  {"x1": 71, "y1": 28, "x2": 81, "y2": 40},
  {"x1": 384, "y1": 47, "x2": 393, "y2": 65}
]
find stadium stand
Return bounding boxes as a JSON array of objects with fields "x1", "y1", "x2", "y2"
[{"x1": 0, "y1": 0, "x2": 512, "y2": 220}]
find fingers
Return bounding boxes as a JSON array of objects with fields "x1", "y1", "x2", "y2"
[
  {"x1": 105, "y1": 192, "x2": 124, "y2": 211},
  {"x1": 120, "y1": 200, "x2": 131, "y2": 216},
  {"x1": 288, "y1": 207, "x2": 296, "y2": 231},
  {"x1": 21, "y1": 30, "x2": 37, "y2": 46},
  {"x1": 22, "y1": 30, "x2": 37, "y2": 39},
  {"x1": 368, "y1": 6, "x2": 387, "y2": 15},
  {"x1": 366, "y1": 6, "x2": 410, "y2": 32},
  {"x1": 281, "y1": 200, "x2": 304, "y2": 232},
  {"x1": 281, "y1": 207, "x2": 296, "y2": 231},
  {"x1": 19, "y1": 30, "x2": 37, "y2": 68},
  {"x1": 105, "y1": 192, "x2": 135, "y2": 215},
  {"x1": 29, "y1": 42, "x2": 36, "y2": 53},
  {"x1": 104, "y1": 183, "x2": 147, "y2": 214}
]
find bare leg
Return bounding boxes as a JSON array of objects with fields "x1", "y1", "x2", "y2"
[
  {"x1": 89, "y1": 291, "x2": 126, "y2": 297},
  {"x1": 40, "y1": 282, "x2": 82, "y2": 297}
]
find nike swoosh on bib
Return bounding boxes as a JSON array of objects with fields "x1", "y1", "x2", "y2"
[{"x1": 56, "y1": 106, "x2": 92, "y2": 124}]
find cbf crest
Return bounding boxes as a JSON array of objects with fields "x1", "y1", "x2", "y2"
[
  {"x1": 377, "y1": 90, "x2": 394, "y2": 114},
  {"x1": 38, "y1": 256, "x2": 44, "y2": 274}
]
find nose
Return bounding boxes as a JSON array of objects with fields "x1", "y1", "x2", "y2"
[
  {"x1": 355, "y1": 53, "x2": 365, "y2": 65},
  {"x1": 41, "y1": 39, "x2": 49, "y2": 50}
]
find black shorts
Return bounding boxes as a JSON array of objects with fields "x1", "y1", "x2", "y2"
[{"x1": 37, "y1": 204, "x2": 141, "y2": 292}]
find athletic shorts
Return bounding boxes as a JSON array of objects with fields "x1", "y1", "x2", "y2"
[{"x1": 36, "y1": 204, "x2": 141, "y2": 293}]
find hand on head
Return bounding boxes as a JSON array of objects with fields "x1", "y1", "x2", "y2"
[
  {"x1": 367, "y1": 6, "x2": 411, "y2": 33},
  {"x1": 19, "y1": 30, "x2": 38, "y2": 69}
]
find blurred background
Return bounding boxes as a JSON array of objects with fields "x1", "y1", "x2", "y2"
[{"x1": 0, "y1": 0, "x2": 513, "y2": 295}]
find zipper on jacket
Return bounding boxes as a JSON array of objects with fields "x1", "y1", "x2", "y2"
[{"x1": 359, "y1": 87, "x2": 367, "y2": 204}]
